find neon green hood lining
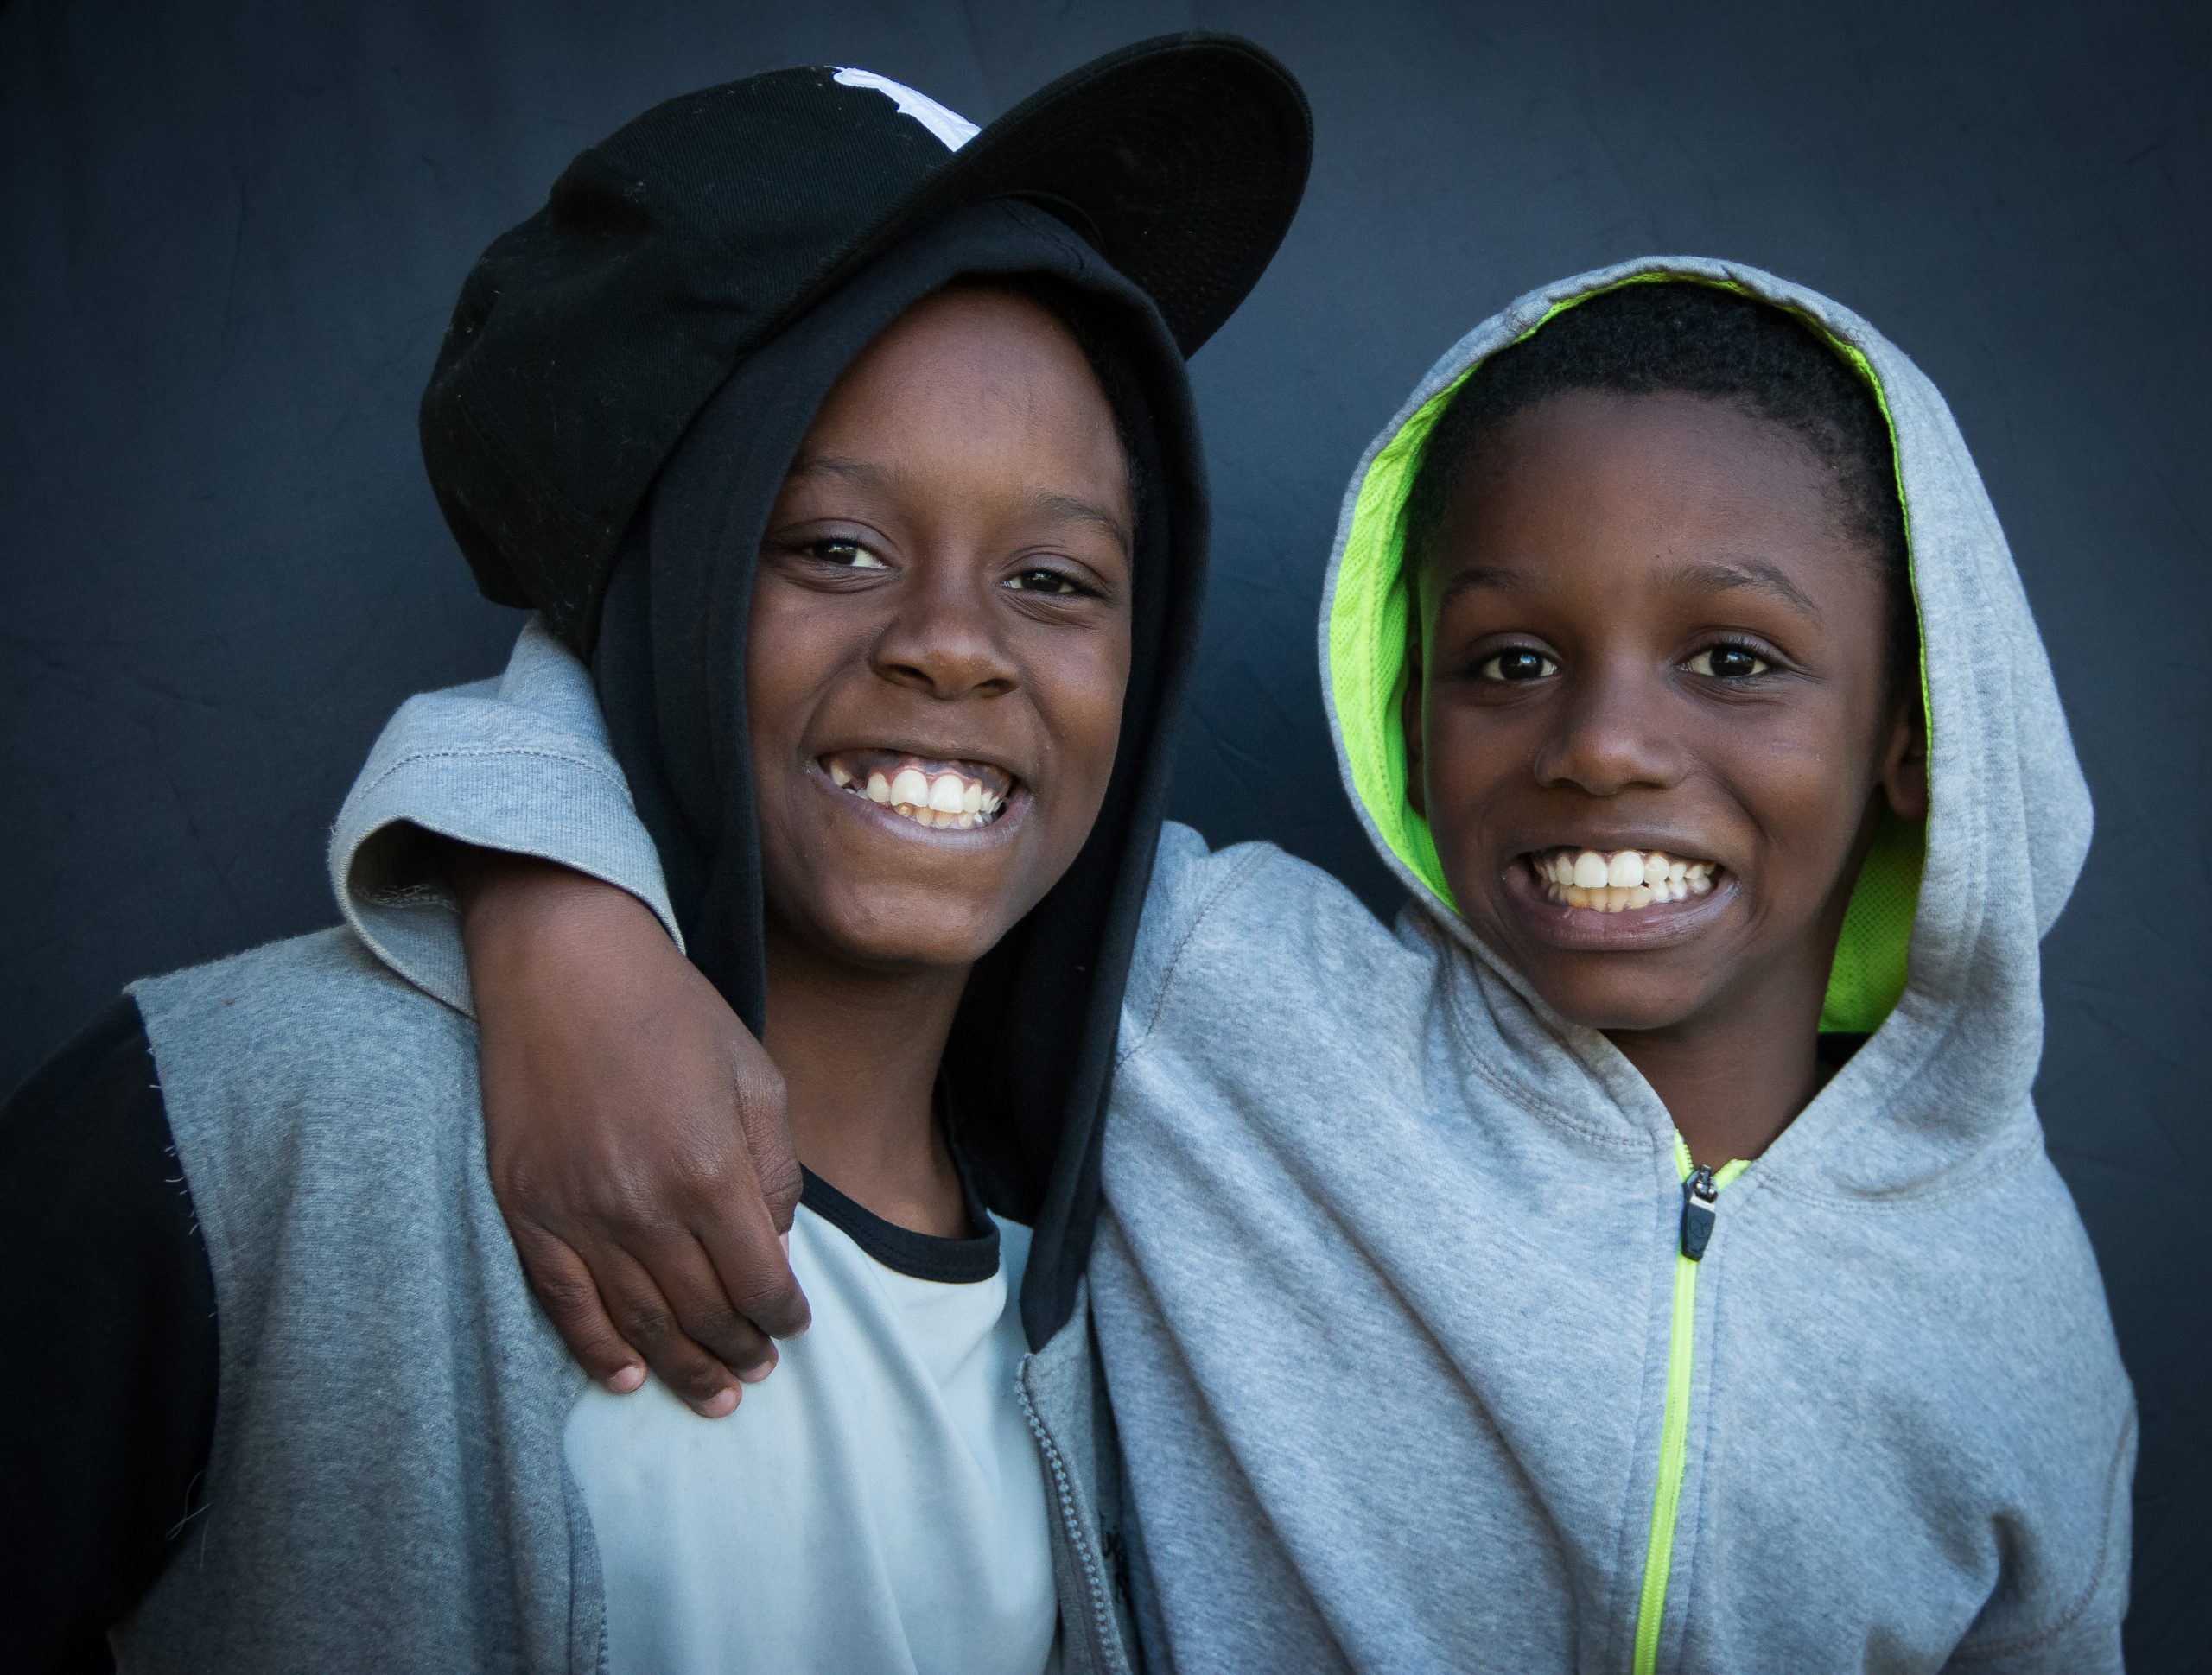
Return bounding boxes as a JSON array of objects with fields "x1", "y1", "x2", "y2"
[{"x1": 1325, "y1": 272, "x2": 1927, "y2": 1034}]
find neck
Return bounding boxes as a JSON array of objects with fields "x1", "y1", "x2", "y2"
[
  {"x1": 1607, "y1": 861, "x2": 1867, "y2": 1170},
  {"x1": 760, "y1": 917, "x2": 973, "y2": 1237},
  {"x1": 1605, "y1": 966, "x2": 1827, "y2": 1171}
]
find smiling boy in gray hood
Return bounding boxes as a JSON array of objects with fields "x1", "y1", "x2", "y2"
[{"x1": 317, "y1": 256, "x2": 2133, "y2": 1671}]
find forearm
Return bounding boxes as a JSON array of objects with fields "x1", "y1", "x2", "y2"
[
  {"x1": 448, "y1": 845, "x2": 683, "y2": 1032},
  {"x1": 330, "y1": 623, "x2": 806, "y2": 1416}
]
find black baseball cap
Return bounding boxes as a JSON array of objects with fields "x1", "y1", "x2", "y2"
[{"x1": 422, "y1": 33, "x2": 1312, "y2": 651}]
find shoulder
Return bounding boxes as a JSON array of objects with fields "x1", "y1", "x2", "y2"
[
  {"x1": 1872, "y1": 1137, "x2": 2127, "y2": 1388},
  {"x1": 3, "y1": 992, "x2": 160, "y2": 1130},
  {"x1": 1787, "y1": 1133, "x2": 2133, "y2": 1429},
  {"x1": 130, "y1": 928, "x2": 482, "y2": 1234},
  {"x1": 1122, "y1": 822, "x2": 1427, "y2": 1060},
  {"x1": 2, "y1": 996, "x2": 183, "y2": 1255},
  {"x1": 1961, "y1": 1144, "x2": 2133, "y2": 1431},
  {"x1": 132, "y1": 924, "x2": 473, "y2": 1072},
  {"x1": 1125, "y1": 822, "x2": 1278, "y2": 1005}
]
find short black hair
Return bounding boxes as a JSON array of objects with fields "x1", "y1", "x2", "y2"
[{"x1": 1401, "y1": 282, "x2": 1915, "y2": 683}]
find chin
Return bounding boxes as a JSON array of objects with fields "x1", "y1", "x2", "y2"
[
  {"x1": 1519, "y1": 964, "x2": 1704, "y2": 1036},
  {"x1": 809, "y1": 885, "x2": 1020, "y2": 973}
]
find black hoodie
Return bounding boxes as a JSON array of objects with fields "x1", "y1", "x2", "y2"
[{"x1": 589, "y1": 199, "x2": 1206, "y2": 1348}]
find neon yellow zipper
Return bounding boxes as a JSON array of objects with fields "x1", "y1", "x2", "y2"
[{"x1": 1630, "y1": 1137, "x2": 1748, "y2": 1675}]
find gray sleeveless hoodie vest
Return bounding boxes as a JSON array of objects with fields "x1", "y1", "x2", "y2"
[{"x1": 124, "y1": 929, "x2": 605, "y2": 1673}]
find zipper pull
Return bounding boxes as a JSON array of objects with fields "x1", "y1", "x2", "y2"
[{"x1": 1680, "y1": 1164, "x2": 1719, "y2": 1261}]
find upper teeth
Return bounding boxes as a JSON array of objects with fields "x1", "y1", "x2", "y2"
[
  {"x1": 826, "y1": 757, "x2": 1005, "y2": 831},
  {"x1": 1537, "y1": 848, "x2": 1714, "y2": 912}
]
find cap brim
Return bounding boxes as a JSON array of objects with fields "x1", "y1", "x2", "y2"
[{"x1": 822, "y1": 34, "x2": 1313, "y2": 358}]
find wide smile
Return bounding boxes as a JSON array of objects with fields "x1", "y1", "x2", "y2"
[
  {"x1": 815, "y1": 748, "x2": 1025, "y2": 840},
  {"x1": 1502, "y1": 845, "x2": 1738, "y2": 949}
]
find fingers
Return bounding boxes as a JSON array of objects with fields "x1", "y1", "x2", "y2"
[
  {"x1": 517, "y1": 1221, "x2": 785, "y2": 1418},
  {"x1": 727, "y1": 1051, "x2": 803, "y2": 1238},
  {"x1": 632, "y1": 1228, "x2": 782, "y2": 1383},
  {"x1": 589, "y1": 1245, "x2": 745, "y2": 1418},
  {"x1": 512, "y1": 1225, "x2": 645, "y2": 1394},
  {"x1": 695, "y1": 1186, "x2": 812, "y2": 1343}
]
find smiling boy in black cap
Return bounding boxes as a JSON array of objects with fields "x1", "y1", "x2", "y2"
[{"x1": 0, "y1": 39, "x2": 1306, "y2": 1674}]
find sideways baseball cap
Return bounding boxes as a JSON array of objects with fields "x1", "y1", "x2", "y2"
[{"x1": 421, "y1": 33, "x2": 1313, "y2": 650}]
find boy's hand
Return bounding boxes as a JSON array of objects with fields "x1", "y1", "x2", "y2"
[{"x1": 449, "y1": 851, "x2": 810, "y2": 1417}]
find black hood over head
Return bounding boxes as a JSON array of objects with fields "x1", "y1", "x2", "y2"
[{"x1": 594, "y1": 200, "x2": 1205, "y2": 1348}]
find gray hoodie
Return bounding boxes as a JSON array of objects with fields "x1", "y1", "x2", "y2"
[{"x1": 334, "y1": 257, "x2": 2133, "y2": 1672}]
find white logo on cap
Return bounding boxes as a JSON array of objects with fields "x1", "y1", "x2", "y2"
[{"x1": 831, "y1": 67, "x2": 980, "y2": 152}]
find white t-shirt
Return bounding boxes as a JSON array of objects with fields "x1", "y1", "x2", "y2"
[{"x1": 565, "y1": 1169, "x2": 1058, "y2": 1675}]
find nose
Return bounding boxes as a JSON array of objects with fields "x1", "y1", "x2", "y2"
[
  {"x1": 868, "y1": 555, "x2": 1018, "y2": 701},
  {"x1": 1531, "y1": 663, "x2": 1685, "y2": 796}
]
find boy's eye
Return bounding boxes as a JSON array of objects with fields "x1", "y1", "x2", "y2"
[
  {"x1": 1005, "y1": 568, "x2": 1087, "y2": 596},
  {"x1": 1684, "y1": 644, "x2": 1771, "y2": 678},
  {"x1": 808, "y1": 540, "x2": 887, "y2": 570},
  {"x1": 1477, "y1": 648, "x2": 1559, "y2": 682}
]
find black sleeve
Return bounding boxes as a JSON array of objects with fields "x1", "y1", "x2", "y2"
[{"x1": 0, "y1": 996, "x2": 220, "y2": 1675}]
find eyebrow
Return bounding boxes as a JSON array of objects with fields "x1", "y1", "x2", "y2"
[
  {"x1": 1661, "y1": 555, "x2": 1822, "y2": 618},
  {"x1": 785, "y1": 457, "x2": 1132, "y2": 555},
  {"x1": 1431, "y1": 555, "x2": 1823, "y2": 617},
  {"x1": 786, "y1": 455, "x2": 887, "y2": 489},
  {"x1": 1027, "y1": 489, "x2": 1134, "y2": 556},
  {"x1": 1434, "y1": 565, "x2": 1539, "y2": 608}
]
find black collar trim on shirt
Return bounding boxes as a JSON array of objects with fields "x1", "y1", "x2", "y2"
[{"x1": 798, "y1": 1158, "x2": 1001, "y2": 1285}]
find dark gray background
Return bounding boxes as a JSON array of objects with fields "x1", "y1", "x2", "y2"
[{"x1": 3, "y1": 0, "x2": 2205, "y2": 1660}]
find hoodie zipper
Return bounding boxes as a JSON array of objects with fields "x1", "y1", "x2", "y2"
[
  {"x1": 1015, "y1": 1354, "x2": 1123, "y2": 1674},
  {"x1": 1630, "y1": 1137, "x2": 1747, "y2": 1675}
]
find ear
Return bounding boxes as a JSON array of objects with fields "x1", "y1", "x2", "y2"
[
  {"x1": 1402, "y1": 612, "x2": 1428, "y2": 819},
  {"x1": 1878, "y1": 695, "x2": 1929, "y2": 821}
]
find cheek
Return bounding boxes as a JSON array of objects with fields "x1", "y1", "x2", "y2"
[
  {"x1": 1026, "y1": 632, "x2": 1130, "y2": 822},
  {"x1": 744, "y1": 595, "x2": 845, "y2": 752},
  {"x1": 1424, "y1": 695, "x2": 1531, "y2": 828},
  {"x1": 1700, "y1": 705, "x2": 1876, "y2": 877}
]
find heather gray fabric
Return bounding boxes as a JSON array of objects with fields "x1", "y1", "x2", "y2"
[
  {"x1": 119, "y1": 923, "x2": 1133, "y2": 1674},
  {"x1": 122, "y1": 929, "x2": 603, "y2": 1675},
  {"x1": 331, "y1": 258, "x2": 2133, "y2": 1672}
]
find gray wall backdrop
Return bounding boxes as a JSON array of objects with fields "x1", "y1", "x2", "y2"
[{"x1": 3, "y1": 0, "x2": 2205, "y2": 1660}]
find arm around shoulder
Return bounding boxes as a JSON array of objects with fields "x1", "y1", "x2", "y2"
[
  {"x1": 330, "y1": 619, "x2": 677, "y2": 1010},
  {"x1": 326, "y1": 622, "x2": 810, "y2": 1418}
]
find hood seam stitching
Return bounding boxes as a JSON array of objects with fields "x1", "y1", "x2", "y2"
[
  {"x1": 1429, "y1": 969, "x2": 1649, "y2": 1155},
  {"x1": 1398, "y1": 908, "x2": 1681, "y2": 1155},
  {"x1": 1760, "y1": 1125, "x2": 2042, "y2": 1210},
  {"x1": 349, "y1": 746, "x2": 633, "y2": 803}
]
